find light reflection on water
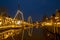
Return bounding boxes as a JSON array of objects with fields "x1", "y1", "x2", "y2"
[{"x1": 0, "y1": 27, "x2": 60, "y2": 40}]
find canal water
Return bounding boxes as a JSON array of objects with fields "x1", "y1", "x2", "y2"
[{"x1": 3, "y1": 27, "x2": 60, "y2": 40}]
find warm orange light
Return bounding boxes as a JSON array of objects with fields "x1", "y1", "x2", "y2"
[
  {"x1": 57, "y1": 22, "x2": 60, "y2": 24},
  {"x1": 55, "y1": 17, "x2": 59, "y2": 19},
  {"x1": 45, "y1": 22, "x2": 52, "y2": 26},
  {"x1": 0, "y1": 22, "x2": 2, "y2": 25},
  {"x1": 16, "y1": 21, "x2": 21, "y2": 25}
]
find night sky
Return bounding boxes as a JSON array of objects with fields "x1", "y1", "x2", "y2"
[{"x1": 0, "y1": 0, "x2": 60, "y2": 21}]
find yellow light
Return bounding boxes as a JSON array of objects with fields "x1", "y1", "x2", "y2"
[
  {"x1": 4, "y1": 34, "x2": 9, "y2": 39},
  {"x1": 24, "y1": 22, "x2": 26, "y2": 24},
  {"x1": 55, "y1": 17, "x2": 59, "y2": 19},
  {"x1": 41, "y1": 22, "x2": 46, "y2": 26},
  {"x1": 45, "y1": 22, "x2": 52, "y2": 26},
  {"x1": 16, "y1": 21, "x2": 21, "y2": 24},
  {"x1": 57, "y1": 22, "x2": 60, "y2": 24},
  {"x1": 0, "y1": 19, "x2": 2, "y2": 20},
  {"x1": 54, "y1": 23, "x2": 56, "y2": 24},
  {"x1": 0, "y1": 22, "x2": 2, "y2": 25},
  {"x1": 12, "y1": 25, "x2": 15, "y2": 27}
]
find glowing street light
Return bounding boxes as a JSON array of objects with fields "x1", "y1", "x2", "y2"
[{"x1": 16, "y1": 21, "x2": 21, "y2": 25}]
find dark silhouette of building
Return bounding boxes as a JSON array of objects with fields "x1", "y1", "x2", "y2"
[{"x1": 0, "y1": 6, "x2": 10, "y2": 17}]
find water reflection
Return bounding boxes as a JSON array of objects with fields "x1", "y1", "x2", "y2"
[{"x1": 0, "y1": 27, "x2": 60, "y2": 40}]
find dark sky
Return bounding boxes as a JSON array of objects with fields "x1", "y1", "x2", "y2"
[{"x1": 0, "y1": 0, "x2": 60, "y2": 21}]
